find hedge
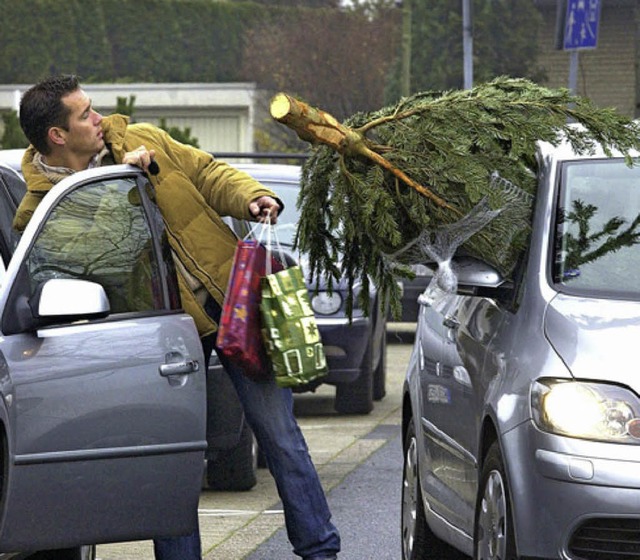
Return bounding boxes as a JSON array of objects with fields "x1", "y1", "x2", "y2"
[{"x1": 0, "y1": 0, "x2": 288, "y2": 84}]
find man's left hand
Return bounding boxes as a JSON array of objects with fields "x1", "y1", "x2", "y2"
[
  {"x1": 249, "y1": 196, "x2": 281, "y2": 224},
  {"x1": 123, "y1": 145, "x2": 156, "y2": 173}
]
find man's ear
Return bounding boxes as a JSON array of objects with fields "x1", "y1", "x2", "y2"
[{"x1": 48, "y1": 127, "x2": 66, "y2": 147}]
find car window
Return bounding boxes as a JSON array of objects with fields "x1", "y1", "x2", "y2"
[
  {"x1": 26, "y1": 177, "x2": 165, "y2": 313},
  {"x1": 553, "y1": 158, "x2": 640, "y2": 298}
]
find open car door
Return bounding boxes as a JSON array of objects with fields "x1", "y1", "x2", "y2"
[{"x1": 0, "y1": 165, "x2": 206, "y2": 551}]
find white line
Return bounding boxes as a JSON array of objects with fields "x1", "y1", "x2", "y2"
[{"x1": 198, "y1": 509, "x2": 284, "y2": 517}]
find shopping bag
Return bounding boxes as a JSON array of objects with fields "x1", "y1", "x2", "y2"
[
  {"x1": 260, "y1": 264, "x2": 328, "y2": 388},
  {"x1": 217, "y1": 236, "x2": 283, "y2": 381}
]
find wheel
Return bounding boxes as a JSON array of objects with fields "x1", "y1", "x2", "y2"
[
  {"x1": 401, "y1": 418, "x2": 466, "y2": 560},
  {"x1": 474, "y1": 442, "x2": 517, "y2": 560},
  {"x1": 206, "y1": 422, "x2": 258, "y2": 491},
  {"x1": 334, "y1": 338, "x2": 374, "y2": 414},
  {"x1": 373, "y1": 329, "x2": 387, "y2": 401},
  {"x1": 402, "y1": 418, "x2": 429, "y2": 560},
  {"x1": 27, "y1": 546, "x2": 96, "y2": 560}
]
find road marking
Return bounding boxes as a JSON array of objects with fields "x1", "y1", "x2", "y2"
[{"x1": 198, "y1": 508, "x2": 284, "y2": 517}]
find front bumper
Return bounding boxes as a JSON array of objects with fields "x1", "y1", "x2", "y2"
[
  {"x1": 502, "y1": 421, "x2": 640, "y2": 559},
  {"x1": 317, "y1": 316, "x2": 371, "y2": 383}
]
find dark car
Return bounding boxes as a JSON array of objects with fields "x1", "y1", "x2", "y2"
[
  {"x1": 392, "y1": 264, "x2": 433, "y2": 323},
  {"x1": 228, "y1": 163, "x2": 388, "y2": 415}
]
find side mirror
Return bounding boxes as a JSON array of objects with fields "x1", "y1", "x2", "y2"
[
  {"x1": 3, "y1": 278, "x2": 110, "y2": 334},
  {"x1": 418, "y1": 257, "x2": 507, "y2": 306},
  {"x1": 32, "y1": 278, "x2": 110, "y2": 321},
  {"x1": 452, "y1": 257, "x2": 504, "y2": 289},
  {"x1": 4, "y1": 278, "x2": 111, "y2": 335}
]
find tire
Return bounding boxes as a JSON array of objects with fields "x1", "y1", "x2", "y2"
[
  {"x1": 373, "y1": 330, "x2": 387, "y2": 401},
  {"x1": 334, "y1": 338, "x2": 374, "y2": 415},
  {"x1": 26, "y1": 546, "x2": 96, "y2": 560},
  {"x1": 474, "y1": 442, "x2": 517, "y2": 560},
  {"x1": 401, "y1": 418, "x2": 465, "y2": 560},
  {"x1": 206, "y1": 422, "x2": 257, "y2": 491}
]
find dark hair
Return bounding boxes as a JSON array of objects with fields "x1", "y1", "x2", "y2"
[{"x1": 19, "y1": 74, "x2": 81, "y2": 155}]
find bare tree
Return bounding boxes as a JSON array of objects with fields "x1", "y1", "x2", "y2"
[{"x1": 241, "y1": 3, "x2": 400, "y2": 151}]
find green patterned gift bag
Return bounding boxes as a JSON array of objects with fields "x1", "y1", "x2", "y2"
[{"x1": 260, "y1": 265, "x2": 328, "y2": 388}]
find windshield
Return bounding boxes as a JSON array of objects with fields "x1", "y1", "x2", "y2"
[{"x1": 553, "y1": 158, "x2": 640, "y2": 298}]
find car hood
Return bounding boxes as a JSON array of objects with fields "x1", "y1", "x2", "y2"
[{"x1": 544, "y1": 293, "x2": 640, "y2": 389}]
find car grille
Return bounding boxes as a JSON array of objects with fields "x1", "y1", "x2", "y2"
[{"x1": 568, "y1": 518, "x2": 640, "y2": 559}]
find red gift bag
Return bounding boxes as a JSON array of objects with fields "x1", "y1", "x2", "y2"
[{"x1": 217, "y1": 236, "x2": 283, "y2": 381}]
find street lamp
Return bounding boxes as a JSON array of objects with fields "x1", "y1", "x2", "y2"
[
  {"x1": 397, "y1": 0, "x2": 412, "y2": 97},
  {"x1": 462, "y1": 0, "x2": 473, "y2": 89}
]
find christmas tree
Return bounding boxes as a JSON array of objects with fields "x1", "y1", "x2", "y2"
[{"x1": 271, "y1": 77, "x2": 640, "y2": 317}]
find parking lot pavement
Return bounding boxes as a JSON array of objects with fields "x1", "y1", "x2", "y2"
[{"x1": 96, "y1": 325, "x2": 415, "y2": 560}]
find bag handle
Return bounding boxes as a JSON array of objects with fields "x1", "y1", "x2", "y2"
[
  {"x1": 265, "y1": 216, "x2": 288, "y2": 275},
  {"x1": 246, "y1": 218, "x2": 287, "y2": 275}
]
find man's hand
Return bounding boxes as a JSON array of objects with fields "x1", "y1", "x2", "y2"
[
  {"x1": 123, "y1": 145, "x2": 156, "y2": 173},
  {"x1": 249, "y1": 196, "x2": 281, "y2": 224}
]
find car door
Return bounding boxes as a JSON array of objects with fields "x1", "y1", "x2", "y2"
[
  {"x1": 417, "y1": 292, "x2": 470, "y2": 523},
  {"x1": 435, "y1": 295, "x2": 505, "y2": 532},
  {"x1": 0, "y1": 166, "x2": 206, "y2": 552}
]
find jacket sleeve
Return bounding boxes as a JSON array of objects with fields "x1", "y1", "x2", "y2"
[
  {"x1": 13, "y1": 189, "x2": 46, "y2": 232},
  {"x1": 133, "y1": 124, "x2": 278, "y2": 219}
]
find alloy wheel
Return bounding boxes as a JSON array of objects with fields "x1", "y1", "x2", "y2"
[
  {"x1": 476, "y1": 469, "x2": 507, "y2": 560},
  {"x1": 401, "y1": 436, "x2": 419, "y2": 559}
]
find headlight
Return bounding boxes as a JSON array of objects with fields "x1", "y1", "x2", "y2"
[
  {"x1": 311, "y1": 291, "x2": 342, "y2": 315},
  {"x1": 531, "y1": 379, "x2": 640, "y2": 443}
]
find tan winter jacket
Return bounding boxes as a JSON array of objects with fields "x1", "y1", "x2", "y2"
[{"x1": 14, "y1": 114, "x2": 278, "y2": 336}]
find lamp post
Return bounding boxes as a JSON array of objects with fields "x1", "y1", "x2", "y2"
[
  {"x1": 462, "y1": 0, "x2": 473, "y2": 89},
  {"x1": 399, "y1": 0, "x2": 412, "y2": 97}
]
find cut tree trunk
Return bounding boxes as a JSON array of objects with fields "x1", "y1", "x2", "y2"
[{"x1": 270, "y1": 93, "x2": 453, "y2": 210}]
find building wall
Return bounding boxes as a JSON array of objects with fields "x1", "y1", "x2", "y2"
[
  {"x1": 535, "y1": 0, "x2": 638, "y2": 117},
  {"x1": 0, "y1": 82, "x2": 257, "y2": 153}
]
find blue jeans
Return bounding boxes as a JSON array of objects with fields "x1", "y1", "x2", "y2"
[{"x1": 154, "y1": 298, "x2": 340, "y2": 560}]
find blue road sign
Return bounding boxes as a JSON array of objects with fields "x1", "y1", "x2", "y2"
[{"x1": 563, "y1": 0, "x2": 601, "y2": 50}]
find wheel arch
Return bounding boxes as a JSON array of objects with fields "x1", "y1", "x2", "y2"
[
  {"x1": 477, "y1": 414, "x2": 499, "y2": 472},
  {"x1": 0, "y1": 399, "x2": 10, "y2": 521},
  {"x1": 401, "y1": 390, "x2": 413, "y2": 450},
  {"x1": 475, "y1": 415, "x2": 522, "y2": 559}
]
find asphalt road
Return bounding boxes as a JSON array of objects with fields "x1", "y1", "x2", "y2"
[
  {"x1": 96, "y1": 327, "x2": 414, "y2": 560},
  {"x1": 246, "y1": 427, "x2": 403, "y2": 560}
]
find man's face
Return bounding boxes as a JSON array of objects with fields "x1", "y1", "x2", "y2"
[{"x1": 58, "y1": 88, "x2": 104, "y2": 158}]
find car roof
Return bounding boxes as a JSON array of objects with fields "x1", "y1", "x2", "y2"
[
  {"x1": 231, "y1": 162, "x2": 301, "y2": 184},
  {"x1": 537, "y1": 124, "x2": 640, "y2": 163},
  {"x1": 0, "y1": 149, "x2": 25, "y2": 175}
]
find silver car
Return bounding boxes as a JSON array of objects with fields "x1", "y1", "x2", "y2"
[
  {"x1": 402, "y1": 139, "x2": 640, "y2": 559},
  {"x1": 0, "y1": 161, "x2": 205, "y2": 557}
]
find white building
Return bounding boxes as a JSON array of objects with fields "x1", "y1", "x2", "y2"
[{"x1": 0, "y1": 82, "x2": 257, "y2": 154}]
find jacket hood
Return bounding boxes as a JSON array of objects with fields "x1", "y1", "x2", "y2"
[{"x1": 100, "y1": 114, "x2": 129, "y2": 160}]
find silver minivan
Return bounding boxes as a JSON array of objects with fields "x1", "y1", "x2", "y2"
[
  {"x1": 402, "y1": 139, "x2": 640, "y2": 559},
  {"x1": 0, "y1": 161, "x2": 206, "y2": 557}
]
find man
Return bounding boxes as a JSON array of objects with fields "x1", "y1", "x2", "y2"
[{"x1": 15, "y1": 74, "x2": 340, "y2": 560}]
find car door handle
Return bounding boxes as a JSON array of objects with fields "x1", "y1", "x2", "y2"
[
  {"x1": 159, "y1": 360, "x2": 200, "y2": 377},
  {"x1": 443, "y1": 316, "x2": 460, "y2": 330}
]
